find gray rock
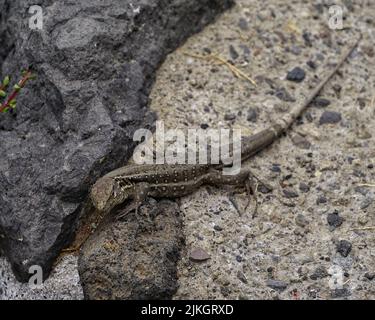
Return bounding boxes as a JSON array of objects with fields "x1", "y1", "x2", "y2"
[
  {"x1": 310, "y1": 266, "x2": 329, "y2": 280},
  {"x1": 266, "y1": 279, "x2": 288, "y2": 292},
  {"x1": 327, "y1": 211, "x2": 344, "y2": 230},
  {"x1": 190, "y1": 248, "x2": 211, "y2": 262},
  {"x1": 0, "y1": 0, "x2": 233, "y2": 281},
  {"x1": 78, "y1": 200, "x2": 184, "y2": 300},
  {"x1": 286, "y1": 67, "x2": 306, "y2": 82},
  {"x1": 337, "y1": 240, "x2": 352, "y2": 257},
  {"x1": 319, "y1": 111, "x2": 342, "y2": 125}
]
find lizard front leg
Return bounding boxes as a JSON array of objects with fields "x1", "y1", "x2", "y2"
[{"x1": 116, "y1": 182, "x2": 150, "y2": 220}]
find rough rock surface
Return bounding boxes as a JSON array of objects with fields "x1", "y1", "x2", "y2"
[
  {"x1": 78, "y1": 199, "x2": 184, "y2": 300},
  {"x1": 0, "y1": 0, "x2": 233, "y2": 281},
  {"x1": 149, "y1": 0, "x2": 375, "y2": 299}
]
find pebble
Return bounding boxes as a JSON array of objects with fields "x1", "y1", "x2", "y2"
[
  {"x1": 337, "y1": 240, "x2": 352, "y2": 257},
  {"x1": 360, "y1": 196, "x2": 374, "y2": 210},
  {"x1": 327, "y1": 211, "x2": 344, "y2": 230},
  {"x1": 229, "y1": 45, "x2": 239, "y2": 60},
  {"x1": 238, "y1": 18, "x2": 249, "y2": 31},
  {"x1": 275, "y1": 87, "x2": 296, "y2": 102},
  {"x1": 283, "y1": 188, "x2": 299, "y2": 199},
  {"x1": 214, "y1": 225, "x2": 223, "y2": 232},
  {"x1": 313, "y1": 97, "x2": 331, "y2": 108},
  {"x1": 331, "y1": 288, "x2": 351, "y2": 298},
  {"x1": 247, "y1": 108, "x2": 258, "y2": 122},
  {"x1": 319, "y1": 111, "x2": 342, "y2": 125},
  {"x1": 271, "y1": 164, "x2": 281, "y2": 173},
  {"x1": 286, "y1": 67, "x2": 306, "y2": 82},
  {"x1": 364, "y1": 272, "x2": 375, "y2": 281},
  {"x1": 316, "y1": 195, "x2": 327, "y2": 205},
  {"x1": 224, "y1": 113, "x2": 236, "y2": 121},
  {"x1": 291, "y1": 134, "x2": 311, "y2": 149},
  {"x1": 310, "y1": 266, "x2": 329, "y2": 280},
  {"x1": 266, "y1": 279, "x2": 288, "y2": 292},
  {"x1": 306, "y1": 60, "x2": 317, "y2": 69},
  {"x1": 189, "y1": 248, "x2": 211, "y2": 262},
  {"x1": 200, "y1": 123, "x2": 209, "y2": 129},
  {"x1": 299, "y1": 182, "x2": 310, "y2": 193},
  {"x1": 295, "y1": 214, "x2": 309, "y2": 228},
  {"x1": 237, "y1": 271, "x2": 248, "y2": 284}
]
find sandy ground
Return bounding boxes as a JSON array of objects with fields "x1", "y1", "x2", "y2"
[
  {"x1": 1, "y1": 0, "x2": 374, "y2": 300},
  {"x1": 149, "y1": 0, "x2": 375, "y2": 299}
]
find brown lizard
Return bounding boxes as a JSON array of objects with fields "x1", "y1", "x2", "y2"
[{"x1": 90, "y1": 36, "x2": 361, "y2": 221}]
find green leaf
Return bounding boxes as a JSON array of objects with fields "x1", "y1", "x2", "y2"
[
  {"x1": 2, "y1": 76, "x2": 10, "y2": 87},
  {"x1": 13, "y1": 84, "x2": 21, "y2": 91},
  {"x1": 0, "y1": 90, "x2": 6, "y2": 98},
  {"x1": 9, "y1": 99, "x2": 16, "y2": 107}
]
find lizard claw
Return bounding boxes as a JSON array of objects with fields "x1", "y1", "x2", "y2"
[{"x1": 116, "y1": 201, "x2": 141, "y2": 220}]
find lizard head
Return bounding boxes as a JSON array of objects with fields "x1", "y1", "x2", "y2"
[{"x1": 90, "y1": 177, "x2": 130, "y2": 213}]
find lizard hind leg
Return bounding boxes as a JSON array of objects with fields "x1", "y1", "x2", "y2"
[{"x1": 116, "y1": 182, "x2": 150, "y2": 220}]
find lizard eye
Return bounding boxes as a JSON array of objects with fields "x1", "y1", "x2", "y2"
[{"x1": 90, "y1": 177, "x2": 114, "y2": 211}]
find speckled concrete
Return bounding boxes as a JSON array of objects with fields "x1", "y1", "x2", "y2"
[
  {"x1": 0, "y1": 255, "x2": 83, "y2": 300},
  {"x1": 149, "y1": 0, "x2": 375, "y2": 299}
]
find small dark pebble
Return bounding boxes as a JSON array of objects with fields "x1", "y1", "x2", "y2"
[
  {"x1": 305, "y1": 112, "x2": 314, "y2": 122},
  {"x1": 237, "y1": 271, "x2": 248, "y2": 284},
  {"x1": 327, "y1": 211, "x2": 344, "y2": 230},
  {"x1": 319, "y1": 111, "x2": 342, "y2": 125},
  {"x1": 316, "y1": 195, "x2": 328, "y2": 205},
  {"x1": 313, "y1": 97, "x2": 331, "y2": 108},
  {"x1": 229, "y1": 45, "x2": 239, "y2": 60},
  {"x1": 364, "y1": 272, "x2": 375, "y2": 281},
  {"x1": 190, "y1": 248, "x2": 211, "y2": 262},
  {"x1": 200, "y1": 123, "x2": 209, "y2": 129},
  {"x1": 290, "y1": 45, "x2": 302, "y2": 55},
  {"x1": 247, "y1": 108, "x2": 258, "y2": 122},
  {"x1": 331, "y1": 288, "x2": 351, "y2": 298},
  {"x1": 302, "y1": 32, "x2": 313, "y2": 47},
  {"x1": 283, "y1": 188, "x2": 299, "y2": 199},
  {"x1": 214, "y1": 225, "x2": 223, "y2": 232},
  {"x1": 224, "y1": 113, "x2": 236, "y2": 121},
  {"x1": 368, "y1": 164, "x2": 374, "y2": 169},
  {"x1": 240, "y1": 44, "x2": 251, "y2": 58},
  {"x1": 271, "y1": 164, "x2": 281, "y2": 173},
  {"x1": 258, "y1": 184, "x2": 272, "y2": 194},
  {"x1": 291, "y1": 134, "x2": 311, "y2": 149},
  {"x1": 295, "y1": 214, "x2": 309, "y2": 228},
  {"x1": 310, "y1": 266, "x2": 329, "y2": 280},
  {"x1": 266, "y1": 279, "x2": 288, "y2": 292},
  {"x1": 306, "y1": 60, "x2": 317, "y2": 69},
  {"x1": 299, "y1": 182, "x2": 310, "y2": 193},
  {"x1": 238, "y1": 18, "x2": 249, "y2": 31},
  {"x1": 275, "y1": 87, "x2": 296, "y2": 102},
  {"x1": 236, "y1": 255, "x2": 243, "y2": 263},
  {"x1": 337, "y1": 240, "x2": 352, "y2": 257},
  {"x1": 287, "y1": 67, "x2": 306, "y2": 82},
  {"x1": 220, "y1": 286, "x2": 231, "y2": 297}
]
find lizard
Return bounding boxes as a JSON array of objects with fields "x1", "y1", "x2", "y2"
[{"x1": 90, "y1": 35, "x2": 361, "y2": 221}]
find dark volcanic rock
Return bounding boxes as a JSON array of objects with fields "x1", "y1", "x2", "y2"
[
  {"x1": 286, "y1": 67, "x2": 306, "y2": 82},
  {"x1": 337, "y1": 240, "x2": 352, "y2": 257},
  {"x1": 319, "y1": 111, "x2": 342, "y2": 125},
  {"x1": 78, "y1": 200, "x2": 184, "y2": 300},
  {"x1": 0, "y1": 0, "x2": 233, "y2": 281},
  {"x1": 327, "y1": 211, "x2": 344, "y2": 230}
]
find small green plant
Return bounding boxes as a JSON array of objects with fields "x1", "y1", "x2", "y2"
[{"x1": 0, "y1": 69, "x2": 35, "y2": 114}]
